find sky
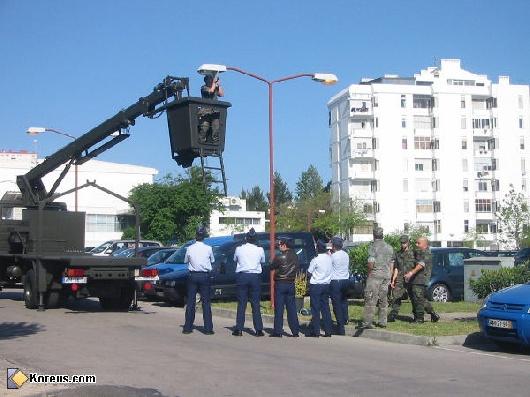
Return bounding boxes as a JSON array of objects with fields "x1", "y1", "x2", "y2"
[{"x1": 1, "y1": 0, "x2": 530, "y2": 196}]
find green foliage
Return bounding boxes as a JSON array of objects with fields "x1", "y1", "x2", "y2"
[
  {"x1": 125, "y1": 168, "x2": 220, "y2": 245},
  {"x1": 294, "y1": 272, "x2": 308, "y2": 297},
  {"x1": 348, "y1": 243, "x2": 370, "y2": 276},
  {"x1": 469, "y1": 264, "x2": 530, "y2": 299},
  {"x1": 295, "y1": 164, "x2": 323, "y2": 201},
  {"x1": 240, "y1": 185, "x2": 268, "y2": 212},
  {"x1": 267, "y1": 172, "x2": 293, "y2": 208},
  {"x1": 496, "y1": 184, "x2": 530, "y2": 249}
]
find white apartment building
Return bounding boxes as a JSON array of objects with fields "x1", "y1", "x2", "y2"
[
  {"x1": 0, "y1": 150, "x2": 157, "y2": 247},
  {"x1": 328, "y1": 59, "x2": 530, "y2": 248},
  {"x1": 209, "y1": 196, "x2": 265, "y2": 236}
]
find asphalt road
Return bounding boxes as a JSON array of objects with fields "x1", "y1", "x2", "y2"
[{"x1": 1, "y1": 289, "x2": 530, "y2": 397}]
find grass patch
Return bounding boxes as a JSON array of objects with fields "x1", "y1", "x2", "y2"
[{"x1": 212, "y1": 299, "x2": 480, "y2": 337}]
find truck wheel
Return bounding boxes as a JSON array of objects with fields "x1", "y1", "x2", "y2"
[{"x1": 23, "y1": 269, "x2": 38, "y2": 309}]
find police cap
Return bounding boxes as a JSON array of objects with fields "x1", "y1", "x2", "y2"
[{"x1": 400, "y1": 234, "x2": 409, "y2": 243}]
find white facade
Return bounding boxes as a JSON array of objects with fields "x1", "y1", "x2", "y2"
[
  {"x1": 0, "y1": 150, "x2": 157, "y2": 247},
  {"x1": 328, "y1": 59, "x2": 530, "y2": 248},
  {"x1": 209, "y1": 196, "x2": 265, "y2": 236}
]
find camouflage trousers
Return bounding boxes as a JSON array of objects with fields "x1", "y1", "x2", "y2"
[
  {"x1": 362, "y1": 276, "x2": 390, "y2": 326},
  {"x1": 389, "y1": 283, "x2": 434, "y2": 321}
]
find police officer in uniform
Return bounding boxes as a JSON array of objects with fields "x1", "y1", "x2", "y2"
[
  {"x1": 404, "y1": 237, "x2": 440, "y2": 323},
  {"x1": 182, "y1": 226, "x2": 215, "y2": 334},
  {"x1": 388, "y1": 234, "x2": 414, "y2": 322},
  {"x1": 269, "y1": 236, "x2": 300, "y2": 337},
  {"x1": 358, "y1": 227, "x2": 394, "y2": 329},
  {"x1": 232, "y1": 228, "x2": 265, "y2": 336},
  {"x1": 330, "y1": 236, "x2": 350, "y2": 335},
  {"x1": 306, "y1": 240, "x2": 333, "y2": 337}
]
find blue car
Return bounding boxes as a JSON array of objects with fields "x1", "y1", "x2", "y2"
[
  {"x1": 477, "y1": 283, "x2": 530, "y2": 347},
  {"x1": 141, "y1": 236, "x2": 233, "y2": 300}
]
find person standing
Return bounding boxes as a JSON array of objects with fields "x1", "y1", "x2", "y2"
[
  {"x1": 358, "y1": 227, "x2": 394, "y2": 329},
  {"x1": 182, "y1": 226, "x2": 215, "y2": 335},
  {"x1": 199, "y1": 74, "x2": 224, "y2": 144},
  {"x1": 330, "y1": 236, "x2": 350, "y2": 335},
  {"x1": 232, "y1": 228, "x2": 265, "y2": 336},
  {"x1": 387, "y1": 235, "x2": 415, "y2": 322},
  {"x1": 269, "y1": 236, "x2": 300, "y2": 337},
  {"x1": 306, "y1": 240, "x2": 333, "y2": 337},
  {"x1": 404, "y1": 237, "x2": 440, "y2": 323}
]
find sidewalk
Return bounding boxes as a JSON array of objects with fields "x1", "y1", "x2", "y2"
[{"x1": 201, "y1": 306, "x2": 476, "y2": 347}]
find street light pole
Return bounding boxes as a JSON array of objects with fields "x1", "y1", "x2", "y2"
[
  {"x1": 197, "y1": 64, "x2": 338, "y2": 307},
  {"x1": 26, "y1": 127, "x2": 78, "y2": 211}
]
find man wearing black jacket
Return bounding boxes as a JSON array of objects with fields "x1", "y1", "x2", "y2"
[{"x1": 269, "y1": 236, "x2": 300, "y2": 337}]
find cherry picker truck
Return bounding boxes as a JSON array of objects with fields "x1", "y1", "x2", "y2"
[{"x1": 0, "y1": 75, "x2": 231, "y2": 311}]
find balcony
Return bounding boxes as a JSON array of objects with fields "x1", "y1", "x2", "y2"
[
  {"x1": 473, "y1": 128, "x2": 493, "y2": 138},
  {"x1": 473, "y1": 150, "x2": 493, "y2": 158},
  {"x1": 349, "y1": 169, "x2": 375, "y2": 181},
  {"x1": 351, "y1": 148, "x2": 375, "y2": 159}
]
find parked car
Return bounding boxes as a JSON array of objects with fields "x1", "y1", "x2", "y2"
[
  {"x1": 89, "y1": 240, "x2": 163, "y2": 256},
  {"x1": 112, "y1": 246, "x2": 166, "y2": 259},
  {"x1": 160, "y1": 231, "x2": 365, "y2": 306},
  {"x1": 514, "y1": 248, "x2": 530, "y2": 266},
  {"x1": 477, "y1": 283, "x2": 530, "y2": 347},
  {"x1": 146, "y1": 248, "x2": 177, "y2": 267},
  {"x1": 427, "y1": 247, "x2": 490, "y2": 302}
]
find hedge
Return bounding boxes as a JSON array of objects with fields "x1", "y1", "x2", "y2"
[{"x1": 469, "y1": 263, "x2": 530, "y2": 299}]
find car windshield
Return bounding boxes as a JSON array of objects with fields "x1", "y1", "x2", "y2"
[{"x1": 90, "y1": 241, "x2": 112, "y2": 254}]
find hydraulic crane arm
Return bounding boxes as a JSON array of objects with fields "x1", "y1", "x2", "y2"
[{"x1": 17, "y1": 76, "x2": 189, "y2": 207}]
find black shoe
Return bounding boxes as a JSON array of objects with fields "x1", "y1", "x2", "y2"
[
  {"x1": 204, "y1": 330, "x2": 215, "y2": 335},
  {"x1": 289, "y1": 333, "x2": 299, "y2": 338},
  {"x1": 269, "y1": 333, "x2": 282, "y2": 338},
  {"x1": 356, "y1": 323, "x2": 374, "y2": 330},
  {"x1": 255, "y1": 330, "x2": 265, "y2": 337},
  {"x1": 232, "y1": 329, "x2": 243, "y2": 336},
  {"x1": 387, "y1": 314, "x2": 396, "y2": 322},
  {"x1": 431, "y1": 312, "x2": 440, "y2": 323},
  {"x1": 323, "y1": 333, "x2": 332, "y2": 338},
  {"x1": 182, "y1": 329, "x2": 192, "y2": 334}
]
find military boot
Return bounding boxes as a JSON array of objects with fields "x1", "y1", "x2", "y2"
[
  {"x1": 430, "y1": 311, "x2": 440, "y2": 323},
  {"x1": 387, "y1": 313, "x2": 397, "y2": 322}
]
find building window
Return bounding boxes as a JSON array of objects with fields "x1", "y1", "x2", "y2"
[
  {"x1": 432, "y1": 179, "x2": 440, "y2": 192},
  {"x1": 462, "y1": 159, "x2": 468, "y2": 172},
  {"x1": 523, "y1": 179, "x2": 527, "y2": 192},
  {"x1": 461, "y1": 96, "x2": 466, "y2": 108},
  {"x1": 432, "y1": 159, "x2": 439, "y2": 171},
  {"x1": 415, "y1": 163, "x2": 424, "y2": 172},
  {"x1": 401, "y1": 95, "x2": 406, "y2": 108},
  {"x1": 522, "y1": 159, "x2": 526, "y2": 174},
  {"x1": 486, "y1": 97, "x2": 497, "y2": 109},
  {"x1": 414, "y1": 136, "x2": 432, "y2": 150},
  {"x1": 464, "y1": 220, "x2": 469, "y2": 233},
  {"x1": 375, "y1": 117, "x2": 379, "y2": 128},
  {"x1": 413, "y1": 115, "x2": 432, "y2": 129},
  {"x1": 476, "y1": 223, "x2": 489, "y2": 234},
  {"x1": 519, "y1": 117, "x2": 524, "y2": 129},
  {"x1": 462, "y1": 138, "x2": 467, "y2": 149},
  {"x1": 433, "y1": 201, "x2": 441, "y2": 212},
  {"x1": 463, "y1": 179, "x2": 469, "y2": 192},
  {"x1": 413, "y1": 95, "x2": 433, "y2": 108},
  {"x1": 475, "y1": 199, "x2": 492, "y2": 213},
  {"x1": 464, "y1": 200, "x2": 469, "y2": 213},
  {"x1": 402, "y1": 137, "x2": 408, "y2": 149},
  {"x1": 370, "y1": 180, "x2": 379, "y2": 192},
  {"x1": 432, "y1": 117, "x2": 438, "y2": 128},
  {"x1": 492, "y1": 179, "x2": 500, "y2": 191},
  {"x1": 372, "y1": 96, "x2": 378, "y2": 108},
  {"x1": 219, "y1": 217, "x2": 261, "y2": 226},
  {"x1": 478, "y1": 181, "x2": 488, "y2": 192},
  {"x1": 434, "y1": 219, "x2": 441, "y2": 233},
  {"x1": 488, "y1": 138, "x2": 498, "y2": 150},
  {"x1": 401, "y1": 118, "x2": 407, "y2": 128},
  {"x1": 521, "y1": 137, "x2": 525, "y2": 150},
  {"x1": 403, "y1": 179, "x2": 408, "y2": 192},
  {"x1": 86, "y1": 214, "x2": 122, "y2": 233},
  {"x1": 416, "y1": 199, "x2": 433, "y2": 213},
  {"x1": 461, "y1": 117, "x2": 467, "y2": 129},
  {"x1": 519, "y1": 95, "x2": 523, "y2": 109}
]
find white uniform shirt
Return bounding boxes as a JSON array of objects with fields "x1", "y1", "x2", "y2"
[
  {"x1": 308, "y1": 253, "x2": 332, "y2": 284},
  {"x1": 331, "y1": 250, "x2": 350, "y2": 280},
  {"x1": 233, "y1": 243, "x2": 265, "y2": 274},
  {"x1": 184, "y1": 241, "x2": 214, "y2": 272}
]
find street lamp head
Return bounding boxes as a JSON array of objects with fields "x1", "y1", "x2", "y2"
[
  {"x1": 312, "y1": 73, "x2": 338, "y2": 85},
  {"x1": 26, "y1": 127, "x2": 47, "y2": 135},
  {"x1": 197, "y1": 64, "x2": 227, "y2": 75}
]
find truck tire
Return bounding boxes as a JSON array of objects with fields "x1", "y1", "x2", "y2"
[{"x1": 23, "y1": 269, "x2": 38, "y2": 309}]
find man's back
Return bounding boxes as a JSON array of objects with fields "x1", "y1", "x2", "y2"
[
  {"x1": 368, "y1": 240, "x2": 394, "y2": 278},
  {"x1": 234, "y1": 243, "x2": 265, "y2": 273}
]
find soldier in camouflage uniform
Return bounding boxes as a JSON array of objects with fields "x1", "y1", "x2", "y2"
[
  {"x1": 387, "y1": 234, "x2": 415, "y2": 322},
  {"x1": 357, "y1": 227, "x2": 394, "y2": 329},
  {"x1": 404, "y1": 237, "x2": 440, "y2": 323}
]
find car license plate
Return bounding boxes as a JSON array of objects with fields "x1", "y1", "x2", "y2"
[
  {"x1": 135, "y1": 276, "x2": 160, "y2": 281},
  {"x1": 487, "y1": 318, "x2": 513, "y2": 329},
  {"x1": 62, "y1": 276, "x2": 87, "y2": 284}
]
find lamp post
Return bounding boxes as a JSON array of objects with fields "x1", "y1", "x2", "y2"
[
  {"x1": 26, "y1": 127, "x2": 78, "y2": 211},
  {"x1": 197, "y1": 64, "x2": 337, "y2": 307}
]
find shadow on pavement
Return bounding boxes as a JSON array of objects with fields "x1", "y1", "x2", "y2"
[
  {"x1": 63, "y1": 298, "x2": 156, "y2": 315},
  {"x1": 28, "y1": 385, "x2": 173, "y2": 397},
  {"x1": 462, "y1": 332, "x2": 530, "y2": 355},
  {"x1": 0, "y1": 322, "x2": 44, "y2": 340}
]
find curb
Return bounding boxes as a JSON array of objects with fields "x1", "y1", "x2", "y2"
[{"x1": 202, "y1": 307, "x2": 469, "y2": 346}]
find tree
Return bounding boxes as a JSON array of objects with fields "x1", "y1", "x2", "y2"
[
  {"x1": 267, "y1": 172, "x2": 293, "y2": 209},
  {"x1": 123, "y1": 167, "x2": 221, "y2": 244},
  {"x1": 295, "y1": 165, "x2": 323, "y2": 201},
  {"x1": 241, "y1": 186, "x2": 268, "y2": 212},
  {"x1": 496, "y1": 184, "x2": 530, "y2": 249}
]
